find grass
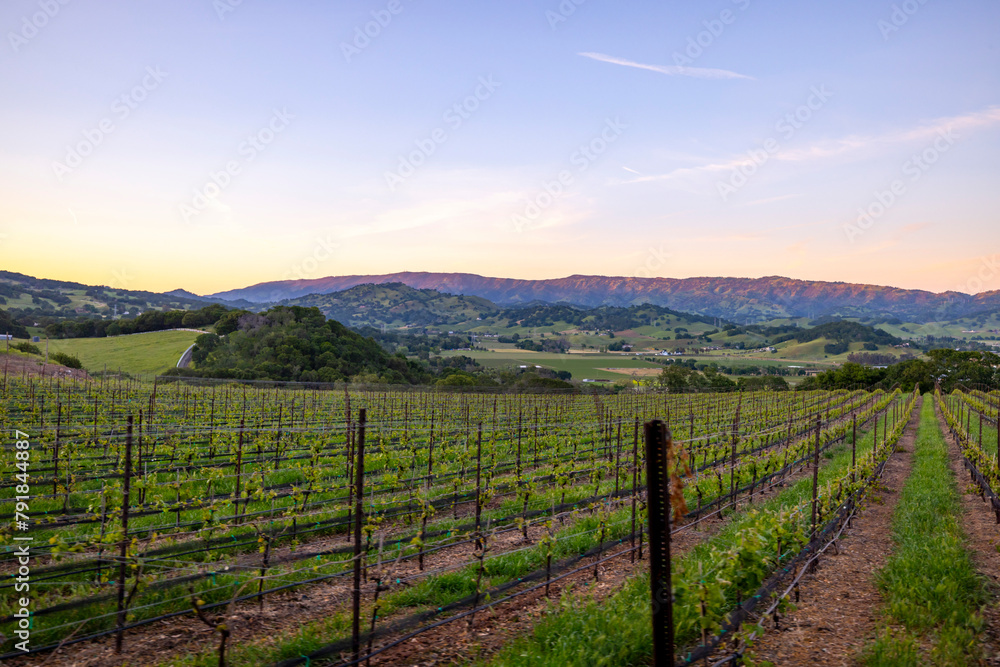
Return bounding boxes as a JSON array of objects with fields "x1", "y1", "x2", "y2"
[
  {"x1": 157, "y1": 489, "x2": 647, "y2": 666},
  {"x1": 445, "y1": 348, "x2": 842, "y2": 384},
  {"x1": 485, "y1": 402, "x2": 905, "y2": 667},
  {"x1": 860, "y1": 397, "x2": 988, "y2": 666},
  {"x1": 154, "y1": 397, "x2": 891, "y2": 666},
  {"x1": 45, "y1": 329, "x2": 201, "y2": 376},
  {"x1": 440, "y1": 350, "x2": 664, "y2": 381}
]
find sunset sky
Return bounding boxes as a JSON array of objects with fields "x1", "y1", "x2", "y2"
[{"x1": 1, "y1": 0, "x2": 998, "y2": 296}]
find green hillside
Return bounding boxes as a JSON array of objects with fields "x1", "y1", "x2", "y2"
[
  {"x1": 46, "y1": 330, "x2": 202, "y2": 376},
  {"x1": 282, "y1": 282, "x2": 498, "y2": 328}
]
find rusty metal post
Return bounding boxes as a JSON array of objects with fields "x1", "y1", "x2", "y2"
[{"x1": 644, "y1": 420, "x2": 674, "y2": 667}]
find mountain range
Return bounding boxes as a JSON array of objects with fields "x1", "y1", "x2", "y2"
[{"x1": 206, "y1": 272, "x2": 1000, "y2": 323}]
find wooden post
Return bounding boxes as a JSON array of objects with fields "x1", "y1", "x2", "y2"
[{"x1": 644, "y1": 420, "x2": 674, "y2": 667}]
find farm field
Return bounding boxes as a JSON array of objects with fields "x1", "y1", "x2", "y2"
[
  {"x1": 441, "y1": 349, "x2": 665, "y2": 381},
  {"x1": 44, "y1": 330, "x2": 202, "y2": 377},
  {"x1": 4, "y1": 372, "x2": 987, "y2": 665},
  {"x1": 444, "y1": 348, "x2": 841, "y2": 385}
]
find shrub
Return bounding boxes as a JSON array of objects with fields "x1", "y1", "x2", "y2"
[
  {"x1": 50, "y1": 352, "x2": 83, "y2": 369},
  {"x1": 12, "y1": 341, "x2": 41, "y2": 355}
]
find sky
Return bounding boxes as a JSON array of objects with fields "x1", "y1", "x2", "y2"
[{"x1": 1, "y1": 0, "x2": 998, "y2": 296}]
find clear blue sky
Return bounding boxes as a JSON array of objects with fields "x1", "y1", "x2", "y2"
[{"x1": 1, "y1": 0, "x2": 998, "y2": 294}]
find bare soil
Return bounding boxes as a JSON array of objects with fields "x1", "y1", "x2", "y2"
[
  {"x1": 0, "y1": 352, "x2": 89, "y2": 381},
  {"x1": 354, "y1": 446, "x2": 827, "y2": 667},
  {"x1": 744, "y1": 398, "x2": 923, "y2": 666},
  {"x1": 936, "y1": 402, "x2": 1000, "y2": 665},
  {"x1": 6, "y1": 401, "x2": 876, "y2": 667}
]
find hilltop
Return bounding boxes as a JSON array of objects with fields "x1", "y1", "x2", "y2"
[{"x1": 206, "y1": 272, "x2": 1000, "y2": 323}]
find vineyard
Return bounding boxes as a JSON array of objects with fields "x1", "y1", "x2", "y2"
[{"x1": 0, "y1": 374, "x2": 990, "y2": 666}]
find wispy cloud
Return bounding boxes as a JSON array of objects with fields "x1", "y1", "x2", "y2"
[
  {"x1": 579, "y1": 52, "x2": 753, "y2": 81},
  {"x1": 627, "y1": 106, "x2": 1000, "y2": 185},
  {"x1": 742, "y1": 193, "x2": 804, "y2": 207}
]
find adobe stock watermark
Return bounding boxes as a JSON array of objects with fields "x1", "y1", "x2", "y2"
[
  {"x1": 511, "y1": 117, "x2": 627, "y2": 233},
  {"x1": 717, "y1": 84, "x2": 833, "y2": 202},
  {"x1": 633, "y1": 246, "x2": 672, "y2": 279},
  {"x1": 213, "y1": 0, "x2": 246, "y2": 21},
  {"x1": 283, "y1": 234, "x2": 339, "y2": 281},
  {"x1": 179, "y1": 108, "x2": 293, "y2": 223},
  {"x1": 545, "y1": 0, "x2": 588, "y2": 30},
  {"x1": 671, "y1": 0, "x2": 752, "y2": 68},
  {"x1": 111, "y1": 268, "x2": 134, "y2": 290},
  {"x1": 384, "y1": 75, "x2": 501, "y2": 192},
  {"x1": 341, "y1": 0, "x2": 410, "y2": 63},
  {"x1": 8, "y1": 0, "x2": 71, "y2": 53},
  {"x1": 842, "y1": 127, "x2": 957, "y2": 243},
  {"x1": 956, "y1": 255, "x2": 1000, "y2": 295},
  {"x1": 11, "y1": 429, "x2": 33, "y2": 653},
  {"x1": 878, "y1": 0, "x2": 932, "y2": 40},
  {"x1": 51, "y1": 66, "x2": 168, "y2": 181}
]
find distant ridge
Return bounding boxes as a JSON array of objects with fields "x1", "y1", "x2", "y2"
[
  {"x1": 165, "y1": 289, "x2": 257, "y2": 310},
  {"x1": 206, "y1": 272, "x2": 1000, "y2": 323}
]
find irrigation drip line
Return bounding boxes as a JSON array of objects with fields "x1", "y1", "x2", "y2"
[
  {"x1": 0, "y1": 386, "x2": 891, "y2": 655},
  {"x1": 277, "y1": 404, "x2": 901, "y2": 667},
  {"x1": 0, "y1": 501, "x2": 640, "y2": 660},
  {"x1": 2, "y1": 416, "x2": 861, "y2": 588},
  {"x1": 0, "y1": 477, "x2": 642, "y2": 624},
  {"x1": 680, "y1": 399, "x2": 912, "y2": 665},
  {"x1": 3, "y1": 455, "x2": 622, "y2": 566},
  {"x1": 269, "y1": 529, "x2": 643, "y2": 667},
  {"x1": 6, "y1": 404, "x2": 862, "y2": 564},
  {"x1": 961, "y1": 456, "x2": 1000, "y2": 515},
  {"x1": 0, "y1": 394, "x2": 898, "y2": 630}
]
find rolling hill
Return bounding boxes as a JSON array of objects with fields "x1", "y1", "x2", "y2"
[
  {"x1": 279, "y1": 283, "x2": 499, "y2": 328},
  {"x1": 206, "y1": 272, "x2": 1000, "y2": 323}
]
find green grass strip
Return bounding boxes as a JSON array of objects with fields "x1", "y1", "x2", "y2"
[
  {"x1": 861, "y1": 397, "x2": 988, "y2": 667},
  {"x1": 483, "y1": 401, "x2": 908, "y2": 667}
]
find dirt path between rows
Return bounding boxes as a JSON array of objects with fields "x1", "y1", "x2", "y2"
[
  {"x1": 747, "y1": 398, "x2": 922, "y2": 666},
  {"x1": 936, "y1": 401, "x2": 1000, "y2": 665},
  {"x1": 361, "y1": 431, "x2": 858, "y2": 667}
]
